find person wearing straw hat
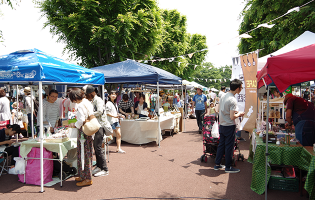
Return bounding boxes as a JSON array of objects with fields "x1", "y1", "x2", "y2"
[
  {"x1": 24, "y1": 87, "x2": 36, "y2": 133},
  {"x1": 11, "y1": 102, "x2": 24, "y2": 138},
  {"x1": 191, "y1": 86, "x2": 208, "y2": 134}
]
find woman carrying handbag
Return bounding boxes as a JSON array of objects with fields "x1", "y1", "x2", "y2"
[{"x1": 68, "y1": 88, "x2": 94, "y2": 187}]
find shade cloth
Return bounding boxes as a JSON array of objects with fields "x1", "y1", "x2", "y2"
[
  {"x1": 92, "y1": 60, "x2": 181, "y2": 85},
  {"x1": 257, "y1": 43, "x2": 315, "y2": 93}
]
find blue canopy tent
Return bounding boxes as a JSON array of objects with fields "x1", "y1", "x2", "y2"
[
  {"x1": 92, "y1": 60, "x2": 181, "y2": 84},
  {"x1": 92, "y1": 60, "x2": 183, "y2": 146},
  {"x1": 0, "y1": 49, "x2": 105, "y2": 192}
]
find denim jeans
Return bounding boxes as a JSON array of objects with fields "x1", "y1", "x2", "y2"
[{"x1": 215, "y1": 125, "x2": 236, "y2": 168}]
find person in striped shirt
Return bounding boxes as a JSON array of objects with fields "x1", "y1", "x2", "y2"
[{"x1": 43, "y1": 89, "x2": 61, "y2": 133}]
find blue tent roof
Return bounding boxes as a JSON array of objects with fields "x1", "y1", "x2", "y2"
[
  {"x1": 0, "y1": 49, "x2": 105, "y2": 85},
  {"x1": 92, "y1": 60, "x2": 182, "y2": 85}
]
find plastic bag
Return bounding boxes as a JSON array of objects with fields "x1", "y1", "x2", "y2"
[
  {"x1": 211, "y1": 121, "x2": 219, "y2": 138},
  {"x1": 14, "y1": 157, "x2": 25, "y2": 174}
]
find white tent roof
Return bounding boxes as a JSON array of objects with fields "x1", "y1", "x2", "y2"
[
  {"x1": 258, "y1": 31, "x2": 315, "y2": 71},
  {"x1": 183, "y1": 80, "x2": 208, "y2": 90}
]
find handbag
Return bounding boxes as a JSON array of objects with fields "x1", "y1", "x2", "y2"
[{"x1": 82, "y1": 103, "x2": 101, "y2": 136}]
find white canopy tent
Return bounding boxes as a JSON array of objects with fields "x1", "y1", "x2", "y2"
[{"x1": 257, "y1": 31, "x2": 315, "y2": 71}]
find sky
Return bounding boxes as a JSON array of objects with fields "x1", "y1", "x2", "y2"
[{"x1": 0, "y1": 0, "x2": 245, "y2": 68}]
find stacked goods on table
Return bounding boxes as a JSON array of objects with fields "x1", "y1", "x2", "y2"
[{"x1": 45, "y1": 127, "x2": 69, "y2": 143}]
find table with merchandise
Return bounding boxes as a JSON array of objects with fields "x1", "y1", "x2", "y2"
[
  {"x1": 250, "y1": 133, "x2": 315, "y2": 199},
  {"x1": 120, "y1": 112, "x2": 181, "y2": 144}
]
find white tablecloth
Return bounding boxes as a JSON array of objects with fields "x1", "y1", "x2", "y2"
[{"x1": 120, "y1": 114, "x2": 180, "y2": 144}]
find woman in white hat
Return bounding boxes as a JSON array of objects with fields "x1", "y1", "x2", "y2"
[{"x1": 24, "y1": 87, "x2": 35, "y2": 132}]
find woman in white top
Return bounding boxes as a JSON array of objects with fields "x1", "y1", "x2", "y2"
[
  {"x1": 106, "y1": 90, "x2": 125, "y2": 153},
  {"x1": 69, "y1": 88, "x2": 93, "y2": 187},
  {"x1": 0, "y1": 88, "x2": 11, "y2": 123}
]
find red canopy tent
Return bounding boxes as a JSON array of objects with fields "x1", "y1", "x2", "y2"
[{"x1": 257, "y1": 43, "x2": 315, "y2": 92}]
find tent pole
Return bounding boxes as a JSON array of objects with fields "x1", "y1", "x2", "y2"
[
  {"x1": 157, "y1": 81, "x2": 161, "y2": 147},
  {"x1": 265, "y1": 86, "x2": 270, "y2": 200},
  {"x1": 184, "y1": 85, "x2": 187, "y2": 132},
  {"x1": 181, "y1": 83, "x2": 184, "y2": 133},
  {"x1": 16, "y1": 85, "x2": 19, "y2": 141},
  {"x1": 31, "y1": 86, "x2": 34, "y2": 138},
  {"x1": 102, "y1": 85, "x2": 105, "y2": 100},
  {"x1": 39, "y1": 82, "x2": 44, "y2": 192}
]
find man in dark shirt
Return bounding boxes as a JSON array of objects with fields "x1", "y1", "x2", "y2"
[
  {"x1": 0, "y1": 124, "x2": 21, "y2": 167},
  {"x1": 284, "y1": 93, "x2": 315, "y2": 146}
]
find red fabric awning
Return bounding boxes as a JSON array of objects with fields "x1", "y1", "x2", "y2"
[{"x1": 257, "y1": 43, "x2": 315, "y2": 92}]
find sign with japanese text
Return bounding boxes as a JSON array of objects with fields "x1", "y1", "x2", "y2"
[{"x1": 240, "y1": 53, "x2": 258, "y2": 132}]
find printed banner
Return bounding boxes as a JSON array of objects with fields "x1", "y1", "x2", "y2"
[
  {"x1": 240, "y1": 53, "x2": 258, "y2": 132},
  {"x1": 231, "y1": 57, "x2": 245, "y2": 112}
]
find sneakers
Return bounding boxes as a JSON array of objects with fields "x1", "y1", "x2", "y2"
[
  {"x1": 225, "y1": 167, "x2": 240, "y2": 173},
  {"x1": 214, "y1": 165, "x2": 225, "y2": 171},
  {"x1": 92, "y1": 167, "x2": 101, "y2": 175},
  {"x1": 94, "y1": 170, "x2": 109, "y2": 177},
  {"x1": 116, "y1": 149, "x2": 126, "y2": 153},
  {"x1": 237, "y1": 137, "x2": 246, "y2": 141}
]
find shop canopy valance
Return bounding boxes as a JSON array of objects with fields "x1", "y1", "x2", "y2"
[
  {"x1": 0, "y1": 49, "x2": 105, "y2": 85},
  {"x1": 92, "y1": 60, "x2": 182, "y2": 85},
  {"x1": 257, "y1": 43, "x2": 315, "y2": 93}
]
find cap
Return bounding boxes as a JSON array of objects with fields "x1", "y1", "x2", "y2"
[
  {"x1": 283, "y1": 93, "x2": 293, "y2": 105},
  {"x1": 85, "y1": 85, "x2": 96, "y2": 94}
]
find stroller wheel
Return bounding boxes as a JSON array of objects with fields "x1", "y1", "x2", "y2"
[
  {"x1": 58, "y1": 171, "x2": 67, "y2": 180},
  {"x1": 240, "y1": 154, "x2": 245, "y2": 162},
  {"x1": 200, "y1": 155, "x2": 206, "y2": 163},
  {"x1": 232, "y1": 157, "x2": 237, "y2": 167}
]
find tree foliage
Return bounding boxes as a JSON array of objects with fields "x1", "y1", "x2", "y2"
[
  {"x1": 238, "y1": 0, "x2": 315, "y2": 57},
  {"x1": 39, "y1": 0, "x2": 163, "y2": 67},
  {"x1": 191, "y1": 62, "x2": 232, "y2": 90},
  {"x1": 151, "y1": 9, "x2": 207, "y2": 80}
]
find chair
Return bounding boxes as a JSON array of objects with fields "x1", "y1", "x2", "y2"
[{"x1": 0, "y1": 151, "x2": 9, "y2": 176}]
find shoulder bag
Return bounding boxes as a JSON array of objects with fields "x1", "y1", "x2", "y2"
[{"x1": 82, "y1": 103, "x2": 101, "y2": 136}]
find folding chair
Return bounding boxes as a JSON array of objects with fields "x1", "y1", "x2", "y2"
[{"x1": 0, "y1": 151, "x2": 9, "y2": 176}]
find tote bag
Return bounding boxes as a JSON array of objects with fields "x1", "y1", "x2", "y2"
[
  {"x1": 18, "y1": 147, "x2": 53, "y2": 185},
  {"x1": 82, "y1": 103, "x2": 101, "y2": 136}
]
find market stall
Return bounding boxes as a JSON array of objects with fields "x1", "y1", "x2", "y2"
[
  {"x1": 92, "y1": 60, "x2": 182, "y2": 146},
  {"x1": 0, "y1": 49, "x2": 105, "y2": 191},
  {"x1": 256, "y1": 43, "x2": 315, "y2": 199},
  {"x1": 120, "y1": 113, "x2": 181, "y2": 144}
]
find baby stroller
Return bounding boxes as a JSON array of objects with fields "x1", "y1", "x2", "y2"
[{"x1": 200, "y1": 115, "x2": 244, "y2": 165}]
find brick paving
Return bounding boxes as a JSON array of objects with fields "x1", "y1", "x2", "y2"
[{"x1": 0, "y1": 118, "x2": 308, "y2": 200}]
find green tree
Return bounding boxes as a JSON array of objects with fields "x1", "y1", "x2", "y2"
[
  {"x1": 191, "y1": 62, "x2": 232, "y2": 90},
  {"x1": 238, "y1": 0, "x2": 315, "y2": 57},
  {"x1": 39, "y1": 0, "x2": 163, "y2": 67},
  {"x1": 152, "y1": 9, "x2": 207, "y2": 80}
]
